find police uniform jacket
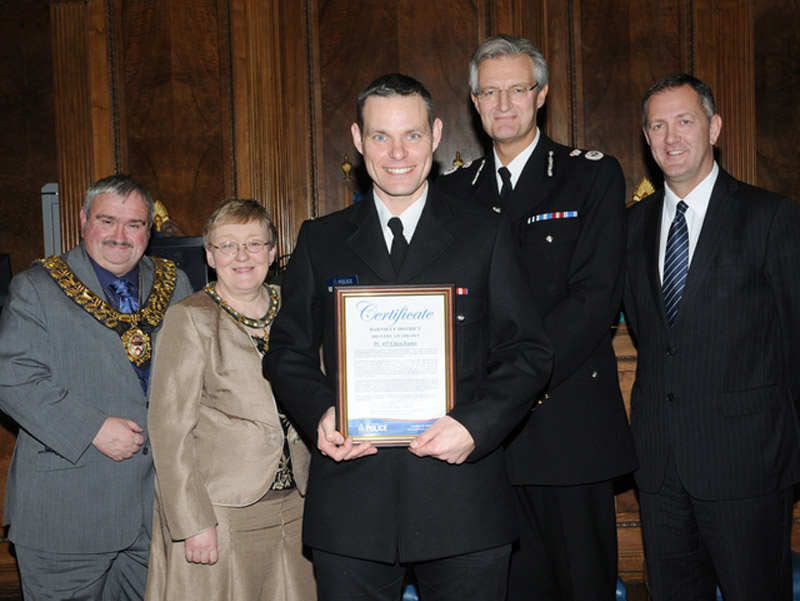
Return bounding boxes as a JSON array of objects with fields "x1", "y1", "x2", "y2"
[
  {"x1": 438, "y1": 134, "x2": 637, "y2": 485},
  {"x1": 264, "y1": 183, "x2": 553, "y2": 563}
]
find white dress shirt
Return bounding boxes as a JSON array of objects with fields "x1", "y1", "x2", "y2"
[
  {"x1": 493, "y1": 128, "x2": 540, "y2": 192},
  {"x1": 658, "y1": 162, "x2": 720, "y2": 282},
  {"x1": 374, "y1": 183, "x2": 429, "y2": 253}
]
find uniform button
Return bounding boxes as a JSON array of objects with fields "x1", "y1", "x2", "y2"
[
  {"x1": 142, "y1": 446, "x2": 149, "y2": 455},
  {"x1": 456, "y1": 314, "x2": 466, "y2": 322},
  {"x1": 591, "y1": 370, "x2": 598, "y2": 378},
  {"x1": 666, "y1": 393, "x2": 676, "y2": 402},
  {"x1": 666, "y1": 347, "x2": 676, "y2": 356},
  {"x1": 546, "y1": 235, "x2": 554, "y2": 243}
]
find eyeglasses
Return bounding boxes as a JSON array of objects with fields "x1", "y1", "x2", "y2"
[
  {"x1": 209, "y1": 240, "x2": 271, "y2": 255},
  {"x1": 476, "y1": 83, "x2": 538, "y2": 103}
]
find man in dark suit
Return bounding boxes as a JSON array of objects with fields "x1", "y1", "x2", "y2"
[
  {"x1": 624, "y1": 73, "x2": 800, "y2": 600},
  {"x1": 438, "y1": 35, "x2": 637, "y2": 601},
  {"x1": 0, "y1": 175, "x2": 192, "y2": 600},
  {"x1": 264, "y1": 73, "x2": 553, "y2": 601}
]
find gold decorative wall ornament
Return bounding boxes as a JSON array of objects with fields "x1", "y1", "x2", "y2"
[
  {"x1": 342, "y1": 155, "x2": 352, "y2": 180},
  {"x1": 633, "y1": 178, "x2": 656, "y2": 202}
]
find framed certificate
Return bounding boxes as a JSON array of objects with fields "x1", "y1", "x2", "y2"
[{"x1": 335, "y1": 285, "x2": 455, "y2": 445}]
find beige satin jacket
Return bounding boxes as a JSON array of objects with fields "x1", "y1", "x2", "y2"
[{"x1": 148, "y1": 289, "x2": 310, "y2": 541}]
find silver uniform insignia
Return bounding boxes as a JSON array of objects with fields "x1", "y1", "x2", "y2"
[
  {"x1": 442, "y1": 158, "x2": 474, "y2": 176},
  {"x1": 585, "y1": 150, "x2": 604, "y2": 160},
  {"x1": 570, "y1": 149, "x2": 582, "y2": 157},
  {"x1": 471, "y1": 159, "x2": 486, "y2": 186}
]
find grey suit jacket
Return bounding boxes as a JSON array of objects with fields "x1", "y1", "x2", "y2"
[
  {"x1": 0, "y1": 243, "x2": 192, "y2": 553},
  {"x1": 624, "y1": 169, "x2": 800, "y2": 499}
]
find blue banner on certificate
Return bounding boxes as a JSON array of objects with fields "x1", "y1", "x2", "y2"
[{"x1": 335, "y1": 285, "x2": 455, "y2": 446}]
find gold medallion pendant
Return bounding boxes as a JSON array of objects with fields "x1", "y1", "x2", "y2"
[
  {"x1": 39, "y1": 255, "x2": 177, "y2": 369},
  {"x1": 122, "y1": 326, "x2": 152, "y2": 365}
]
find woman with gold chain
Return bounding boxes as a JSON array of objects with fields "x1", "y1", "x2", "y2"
[{"x1": 145, "y1": 199, "x2": 314, "y2": 600}]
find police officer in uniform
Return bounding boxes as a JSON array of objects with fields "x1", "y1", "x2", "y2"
[{"x1": 438, "y1": 35, "x2": 637, "y2": 601}]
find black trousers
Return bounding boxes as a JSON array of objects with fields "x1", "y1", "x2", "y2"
[
  {"x1": 639, "y1": 454, "x2": 794, "y2": 601},
  {"x1": 507, "y1": 480, "x2": 618, "y2": 601},
  {"x1": 313, "y1": 544, "x2": 511, "y2": 601}
]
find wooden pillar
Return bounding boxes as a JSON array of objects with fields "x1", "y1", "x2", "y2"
[
  {"x1": 231, "y1": 0, "x2": 314, "y2": 259},
  {"x1": 50, "y1": 0, "x2": 115, "y2": 251},
  {"x1": 694, "y1": 0, "x2": 757, "y2": 184}
]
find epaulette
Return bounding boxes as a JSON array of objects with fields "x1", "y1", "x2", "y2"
[
  {"x1": 569, "y1": 148, "x2": 605, "y2": 161},
  {"x1": 442, "y1": 158, "x2": 477, "y2": 176}
]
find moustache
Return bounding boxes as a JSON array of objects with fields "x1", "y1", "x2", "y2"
[{"x1": 102, "y1": 240, "x2": 134, "y2": 248}]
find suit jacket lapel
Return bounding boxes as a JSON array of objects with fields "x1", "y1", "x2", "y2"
[
  {"x1": 396, "y1": 186, "x2": 454, "y2": 281},
  {"x1": 505, "y1": 135, "x2": 558, "y2": 222},
  {"x1": 345, "y1": 196, "x2": 396, "y2": 283},
  {"x1": 140, "y1": 254, "x2": 155, "y2": 298},
  {"x1": 641, "y1": 191, "x2": 670, "y2": 329},
  {"x1": 65, "y1": 244, "x2": 148, "y2": 381},
  {"x1": 672, "y1": 171, "x2": 736, "y2": 328},
  {"x1": 472, "y1": 156, "x2": 500, "y2": 211},
  {"x1": 69, "y1": 243, "x2": 107, "y2": 298},
  {"x1": 345, "y1": 186, "x2": 455, "y2": 284}
]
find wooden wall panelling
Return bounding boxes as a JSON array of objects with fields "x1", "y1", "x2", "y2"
[
  {"x1": 0, "y1": 3, "x2": 60, "y2": 590},
  {"x1": 116, "y1": 0, "x2": 234, "y2": 237},
  {"x1": 0, "y1": 0, "x2": 58, "y2": 275},
  {"x1": 753, "y1": 0, "x2": 800, "y2": 201},
  {"x1": 693, "y1": 0, "x2": 757, "y2": 185},
  {"x1": 536, "y1": 0, "x2": 572, "y2": 146},
  {"x1": 231, "y1": 0, "x2": 313, "y2": 260},
  {"x1": 51, "y1": 0, "x2": 115, "y2": 251}
]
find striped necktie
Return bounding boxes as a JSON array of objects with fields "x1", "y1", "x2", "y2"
[{"x1": 662, "y1": 201, "x2": 689, "y2": 326}]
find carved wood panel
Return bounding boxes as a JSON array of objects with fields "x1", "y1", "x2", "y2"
[{"x1": 114, "y1": 0, "x2": 235, "y2": 237}]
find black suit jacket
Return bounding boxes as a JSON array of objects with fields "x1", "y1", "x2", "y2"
[
  {"x1": 624, "y1": 169, "x2": 800, "y2": 499},
  {"x1": 265, "y1": 184, "x2": 553, "y2": 563},
  {"x1": 438, "y1": 135, "x2": 637, "y2": 485}
]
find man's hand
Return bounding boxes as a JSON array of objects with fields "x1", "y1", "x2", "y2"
[
  {"x1": 185, "y1": 527, "x2": 218, "y2": 565},
  {"x1": 91, "y1": 417, "x2": 144, "y2": 461},
  {"x1": 317, "y1": 406, "x2": 377, "y2": 462},
  {"x1": 408, "y1": 415, "x2": 475, "y2": 464}
]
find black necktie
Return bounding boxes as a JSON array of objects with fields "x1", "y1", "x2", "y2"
[
  {"x1": 663, "y1": 201, "x2": 689, "y2": 327},
  {"x1": 388, "y1": 217, "x2": 408, "y2": 273},
  {"x1": 498, "y1": 167, "x2": 513, "y2": 209}
]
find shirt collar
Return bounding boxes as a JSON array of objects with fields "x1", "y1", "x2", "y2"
[
  {"x1": 493, "y1": 128, "x2": 540, "y2": 190},
  {"x1": 87, "y1": 254, "x2": 140, "y2": 293},
  {"x1": 373, "y1": 182, "x2": 429, "y2": 248},
  {"x1": 664, "y1": 161, "x2": 719, "y2": 223}
]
